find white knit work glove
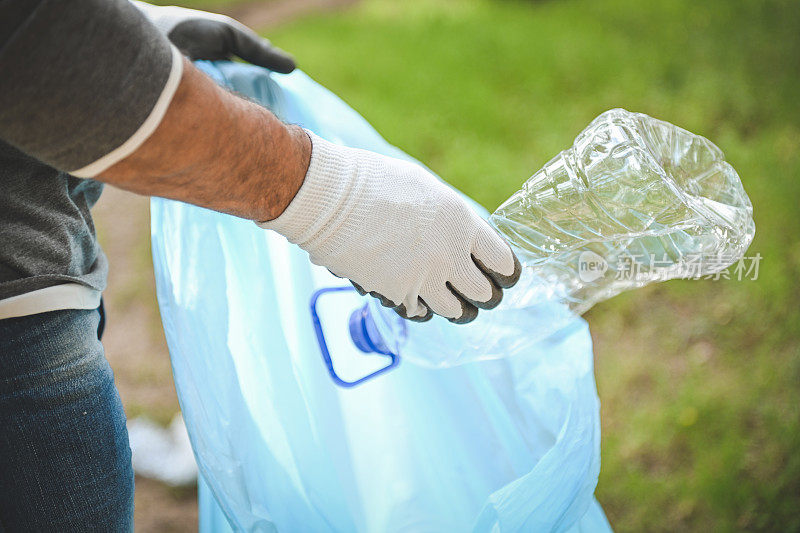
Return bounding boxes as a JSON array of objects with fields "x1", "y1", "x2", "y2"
[
  {"x1": 259, "y1": 132, "x2": 521, "y2": 324},
  {"x1": 132, "y1": 1, "x2": 295, "y2": 73}
]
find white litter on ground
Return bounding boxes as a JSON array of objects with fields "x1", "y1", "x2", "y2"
[{"x1": 127, "y1": 413, "x2": 198, "y2": 486}]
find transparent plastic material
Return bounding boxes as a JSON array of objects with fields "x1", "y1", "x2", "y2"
[
  {"x1": 367, "y1": 109, "x2": 755, "y2": 368},
  {"x1": 491, "y1": 108, "x2": 755, "y2": 314},
  {"x1": 152, "y1": 61, "x2": 611, "y2": 532}
]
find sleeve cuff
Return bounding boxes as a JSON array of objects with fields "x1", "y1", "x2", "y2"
[{"x1": 69, "y1": 44, "x2": 185, "y2": 178}]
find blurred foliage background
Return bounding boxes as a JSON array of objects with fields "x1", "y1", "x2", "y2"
[{"x1": 110, "y1": 0, "x2": 800, "y2": 530}]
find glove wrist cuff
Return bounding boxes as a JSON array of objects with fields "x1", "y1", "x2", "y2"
[{"x1": 257, "y1": 131, "x2": 352, "y2": 247}]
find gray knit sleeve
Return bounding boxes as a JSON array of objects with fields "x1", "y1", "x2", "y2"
[{"x1": 0, "y1": 0, "x2": 178, "y2": 174}]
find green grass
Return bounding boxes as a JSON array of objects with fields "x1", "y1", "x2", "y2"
[{"x1": 258, "y1": 0, "x2": 800, "y2": 530}]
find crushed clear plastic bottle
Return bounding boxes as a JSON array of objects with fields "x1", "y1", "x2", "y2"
[
  {"x1": 363, "y1": 109, "x2": 755, "y2": 368},
  {"x1": 491, "y1": 108, "x2": 755, "y2": 314}
]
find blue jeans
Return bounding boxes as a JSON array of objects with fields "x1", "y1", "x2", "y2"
[{"x1": 0, "y1": 307, "x2": 134, "y2": 531}]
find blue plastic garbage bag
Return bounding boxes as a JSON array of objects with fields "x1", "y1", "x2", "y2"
[{"x1": 150, "y1": 60, "x2": 612, "y2": 532}]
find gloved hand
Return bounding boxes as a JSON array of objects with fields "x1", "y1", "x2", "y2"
[
  {"x1": 260, "y1": 132, "x2": 521, "y2": 324},
  {"x1": 132, "y1": 1, "x2": 295, "y2": 73}
]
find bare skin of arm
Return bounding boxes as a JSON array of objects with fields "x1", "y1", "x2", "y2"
[{"x1": 101, "y1": 57, "x2": 311, "y2": 222}]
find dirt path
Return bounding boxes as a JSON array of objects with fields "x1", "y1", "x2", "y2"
[
  {"x1": 92, "y1": 1, "x2": 358, "y2": 531},
  {"x1": 223, "y1": 0, "x2": 358, "y2": 29}
]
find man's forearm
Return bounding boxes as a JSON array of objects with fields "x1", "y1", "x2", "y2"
[{"x1": 102, "y1": 59, "x2": 311, "y2": 221}]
